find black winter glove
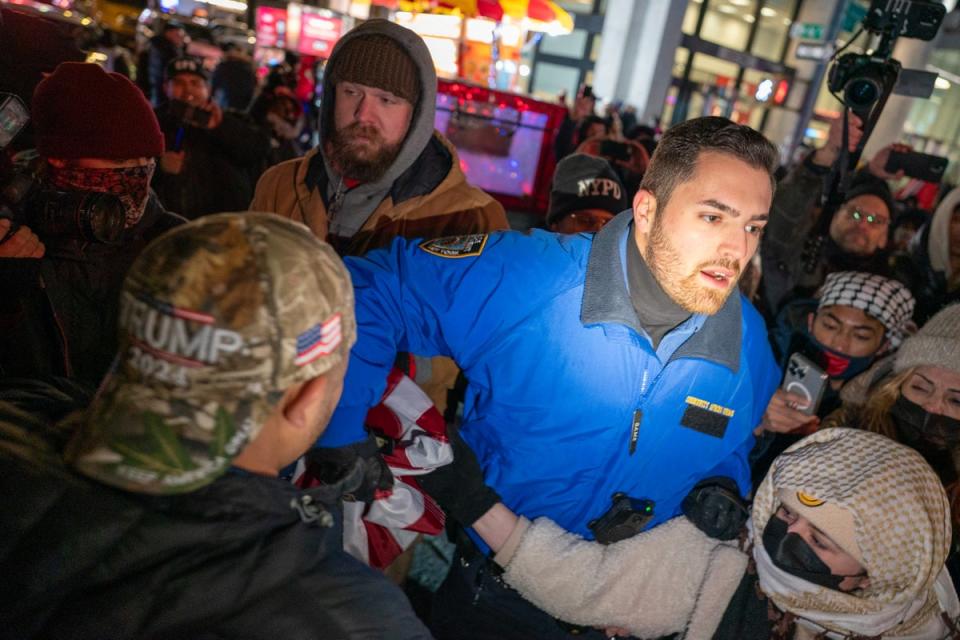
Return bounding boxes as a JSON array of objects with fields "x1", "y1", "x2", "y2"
[
  {"x1": 417, "y1": 425, "x2": 500, "y2": 527},
  {"x1": 681, "y1": 476, "x2": 749, "y2": 541},
  {"x1": 304, "y1": 433, "x2": 394, "y2": 504}
]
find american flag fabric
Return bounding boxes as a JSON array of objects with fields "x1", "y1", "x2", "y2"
[
  {"x1": 294, "y1": 367, "x2": 452, "y2": 568},
  {"x1": 295, "y1": 313, "x2": 342, "y2": 366}
]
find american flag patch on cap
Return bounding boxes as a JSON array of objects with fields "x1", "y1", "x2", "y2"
[{"x1": 295, "y1": 313, "x2": 342, "y2": 366}]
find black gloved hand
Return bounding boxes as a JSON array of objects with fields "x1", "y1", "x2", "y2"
[
  {"x1": 417, "y1": 425, "x2": 500, "y2": 526},
  {"x1": 304, "y1": 433, "x2": 394, "y2": 504},
  {"x1": 681, "y1": 476, "x2": 749, "y2": 541}
]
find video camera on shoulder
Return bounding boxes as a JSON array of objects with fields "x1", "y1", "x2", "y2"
[{"x1": 168, "y1": 99, "x2": 212, "y2": 129}]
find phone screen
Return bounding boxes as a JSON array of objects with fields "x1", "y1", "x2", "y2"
[{"x1": 0, "y1": 95, "x2": 29, "y2": 149}]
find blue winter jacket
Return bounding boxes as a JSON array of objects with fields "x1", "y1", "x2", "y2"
[{"x1": 324, "y1": 211, "x2": 780, "y2": 544}]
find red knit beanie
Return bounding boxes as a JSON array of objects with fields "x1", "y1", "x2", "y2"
[{"x1": 32, "y1": 62, "x2": 164, "y2": 160}]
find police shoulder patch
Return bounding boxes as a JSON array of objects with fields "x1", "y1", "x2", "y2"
[{"x1": 418, "y1": 234, "x2": 488, "y2": 259}]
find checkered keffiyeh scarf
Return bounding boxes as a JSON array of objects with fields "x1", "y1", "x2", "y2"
[
  {"x1": 818, "y1": 271, "x2": 916, "y2": 347},
  {"x1": 752, "y1": 428, "x2": 956, "y2": 637}
]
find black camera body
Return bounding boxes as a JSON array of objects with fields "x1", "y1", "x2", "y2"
[
  {"x1": 827, "y1": 0, "x2": 945, "y2": 117},
  {"x1": 827, "y1": 53, "x2": 901, "y2": 116},
  {"x1": 25, "y1": 189, "x2": 126, "y2": 244},
  {"x1": 1, "y1": 167, "x2": 126, "y2": 245},
  {"x1": 863, "y1": 0, "x2": 945, "y2": 40},
  {"x1": 588, "y1": 492, "x2": 655, "y2": 545}
]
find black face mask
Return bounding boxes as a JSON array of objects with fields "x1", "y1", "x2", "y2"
[
  {"x1": 762, "y1": 514, "x2": 855, "y2": 592},
  {"x1": 891, "y1": 395, "x2": 960, "y2": 485}
]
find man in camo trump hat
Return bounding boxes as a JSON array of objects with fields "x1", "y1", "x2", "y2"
[{"x1": 70, "y1": 211, "x2": 357, "y2": 494}]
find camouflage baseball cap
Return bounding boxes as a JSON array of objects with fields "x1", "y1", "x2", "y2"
[{"x1": 69, "y1": 212, "x2": 356, "y2": 494}]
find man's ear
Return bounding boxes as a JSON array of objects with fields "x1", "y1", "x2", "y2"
[
  {"x1": 633, "y1": 189, "x2": 656, "y2": 235},
  {"x1": 283, "y1": 375, "x2": 330, "y2": 429}
]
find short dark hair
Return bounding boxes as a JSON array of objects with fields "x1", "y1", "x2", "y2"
[{"x1": 640, "y1": 116, "x2": 778, "y2": 209}]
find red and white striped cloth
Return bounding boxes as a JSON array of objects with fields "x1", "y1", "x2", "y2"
[{"x1": 294, "y1": 367, "x2": 452, "y2": 568}]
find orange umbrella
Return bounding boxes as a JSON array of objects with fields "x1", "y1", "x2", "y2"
[{"x1": 435, "y1": 0, "x2": 573, "y2": 34}]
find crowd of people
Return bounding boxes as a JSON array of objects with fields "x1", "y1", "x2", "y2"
[{"x1": 4, "y1": 9, "x2": 960, "y2": 640}]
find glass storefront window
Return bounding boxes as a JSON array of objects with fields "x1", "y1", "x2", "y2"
[
  {"x1": 672, "y1": 47, "x2": 689, "y2": 78},
  {"x1": 662, "y1": 85, "x2": 680, "y2": 127},
  {"x1": 530, "y1": 61, "x2": 581, "y2": 103},
  {"x1": 699, "y1": 0, "x2": 756, "y2": 51},
  {"x1": 688, "y1": 52, "x2": 740, "y2": 118},
  {"x1": 750, "y1": 0, "x2": 796, "y2": 59},
  {"x1": 556, "y1": 0, "x2": 594, "y2": 13},
  {"x1": 682, "y1": 0, "x2": 703, "y2": 35},
  {"x1": 539, "y1": 29, "x2": 588, "y2": 58},
  {"x1": 590, "y1": 34, "x2": 602, "y2": 62},
  {"x1": 688, "y1": 52, "x2": 739, "y2": 87}
]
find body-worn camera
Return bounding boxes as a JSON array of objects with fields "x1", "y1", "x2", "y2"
[{"x1": 588, "y1": 492, "x2": 655, "y2": 545}]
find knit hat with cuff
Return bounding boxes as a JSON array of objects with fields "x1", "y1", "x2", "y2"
[
  {"x1": 32, "y1": 62, "x2": 164, "y2": 160},
  {"x1": 327, "y1": 33, "x2": 419, "y2": 105},
  {"x1": 895, "y1": 304, "x2": 960, "y2": 374}
]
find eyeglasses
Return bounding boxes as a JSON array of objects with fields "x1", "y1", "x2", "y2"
[{"x1": 847, "y1": 208, "x2": 889, "y2": 227}]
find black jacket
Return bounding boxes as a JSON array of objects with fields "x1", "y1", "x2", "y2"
[
  {"x1": 0, "y1": 194, "x2": 184, "y2": 387},
  {"x1": 137, "y1": 35, "x2": 182, "y2": 107},
  {"x1": 890, "y1": 222, "x2": 960, "y2": 325},
  {"x1": 759, "y1": 159, "x2": 891, "y2": 320},
  {"x1": 211, "y1": 56, "x2": 257, "y2": 112},
  {"x1": 0, "y1": 381, "x2": 432, "y2": 640},
  {"x1": 153, "y1": 105, "x2": 271, "y2": 219}
]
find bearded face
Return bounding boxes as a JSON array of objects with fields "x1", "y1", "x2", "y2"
[
  {"x1": 325, "y1": 121, "x2": 404, "y2": 183},
  {"x1": 634, "y1": 151, "x2": 773, "y2": 316},
  {"x1": 644, "y1": 212, "x2": 741, "y2": 315},
  {"x1": 326, "y1": 81, "x2": 414, "y2": 183}
]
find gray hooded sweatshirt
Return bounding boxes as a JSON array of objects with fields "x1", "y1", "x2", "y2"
[{"x1": 319, "y1": 19, "x2": 438, "y2": 239}]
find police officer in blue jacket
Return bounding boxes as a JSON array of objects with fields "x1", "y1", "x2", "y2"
[{"x1": 326, "y1": 116, "x2": 781, "y2": 638}]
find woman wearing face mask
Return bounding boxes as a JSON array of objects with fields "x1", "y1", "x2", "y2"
[
  {"x1": 824, "y1": 304, "x2": 960, "y2": 587},
  {"x1": 420, "y1": 428, "x2": 959, "y2": 639}
]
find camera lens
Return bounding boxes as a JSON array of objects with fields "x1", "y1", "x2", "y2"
[
  {"x1": 845, "y1": 77, "x2": 882, "y2": 109},
  {"x1": 82, "y1": 193, "x2": 126, "y2": 244}
]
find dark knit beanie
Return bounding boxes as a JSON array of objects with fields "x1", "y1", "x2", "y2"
[
  {"x1": 328, "y1": 34, "x2": 419, "y2": 105},
  {"x1": 165, "y1": 56, "x2": 210, "y2": 83},
  {"x1": 32, "y1": 62, "x2": 164, "y2": 160},
  {"x1": 547, "y1": 154, "x2": 629, "y2": 226},
  {"x1": 845, "y1": 171, "x2": 895, "y2": 219}
]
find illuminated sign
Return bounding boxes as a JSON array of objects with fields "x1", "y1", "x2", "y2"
[
  {"x1": 256, "y1": 6, "x2": 288, "y2": 48},
  {"x1": 295, "y1": 5, "x2": 341, "y2": 56}
]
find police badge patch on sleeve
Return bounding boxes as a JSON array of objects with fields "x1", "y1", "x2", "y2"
[{"x1": 418, "y1": 234, "x2": 488, "y2": 258}]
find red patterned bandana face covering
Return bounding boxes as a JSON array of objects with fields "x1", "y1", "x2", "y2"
[{"x1": 47, "y1": 160, "x2": 156, "y2": 229}]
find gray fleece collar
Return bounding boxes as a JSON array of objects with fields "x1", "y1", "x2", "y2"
[
  {"x1": 319, "y1": 20, "x2": 438, "y2": 238},
  {"x1": 581, "y1": 210, "x2": 742, "y2": 372}
]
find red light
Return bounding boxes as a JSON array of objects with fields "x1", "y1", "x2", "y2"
[{"x1": 773, "y1": 79, "x2": 789, "y2": 105}]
